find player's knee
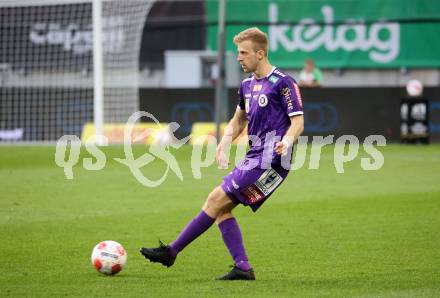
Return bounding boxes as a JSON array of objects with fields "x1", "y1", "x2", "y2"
[
  {"x1": 203, "y1": 188, "x2": 229, "y2": 217},
  {"x1": 216, "y1": 210, "x2": 233, "y2": 224},
  {"x1": 204, "y1": 190, "x2": 222, "y2": 209}
]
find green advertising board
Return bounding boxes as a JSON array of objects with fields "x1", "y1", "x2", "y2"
[{"x1": 206, "y1": 0, "x2": 440, "y2": 68}]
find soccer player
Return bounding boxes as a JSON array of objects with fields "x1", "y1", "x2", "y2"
[{"x1": 140, "y1": 27, "x2": 304, "y2": 280}]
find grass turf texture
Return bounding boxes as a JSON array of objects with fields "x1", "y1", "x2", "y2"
[{"x1": 0, "y1": 144, "x2": 439, "y2": 297}]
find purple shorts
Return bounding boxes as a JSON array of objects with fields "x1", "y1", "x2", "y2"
[{"x1": 221, "y1": 162, "x2": 289, "y2": 212}]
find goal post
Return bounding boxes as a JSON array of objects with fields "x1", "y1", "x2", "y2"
[
  {"x1": 0, "y1": 0, "x2": 153, "y2": 144},
  {"x1": 93, "y1": 0, "x2": 104, "y2": 143}
]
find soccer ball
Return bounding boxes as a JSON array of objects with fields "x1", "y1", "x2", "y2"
[
  {"x1": 406, "y1": 79, "x2": 423, "y2": 97},
  {"x1": 91, "y1": 240, "x2": 127, "y2": 275}
]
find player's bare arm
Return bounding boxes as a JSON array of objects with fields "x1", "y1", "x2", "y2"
[
  {"x1": 216, "y1": 107, "x2": 248, "y2": 168},
  {"x1": 275, "y1": 115, "x2": 304, "y2": 156}
]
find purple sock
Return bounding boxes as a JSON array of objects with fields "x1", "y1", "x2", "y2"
[
  {"x1": 169, "y1": 210, "x2": 215, "y2": 256},
  {"x1": 218, "y1": 217, "x2": 251, "y2": 271}
]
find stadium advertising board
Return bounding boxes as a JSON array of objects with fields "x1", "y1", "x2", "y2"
[
  {"x1": 2, "y1": 87, "x2": 439, "y2": 142},
  {"x1": 0, "y1": 88, "x2": 93, "y2": 141},
  {"x1": 207, "y1": 0, "x2": 440, "y2": 68},
  {"x1": 0, "y1": 3, "x2": 93, "y2": 70},
  {"x1": 81, "y1": 122, "x2": 170, "y2": 145},
  {"x1": 0, "y1": 3, "x2": 137, "y2": 71},
  {"x1": 139, "y1": 87, "x2": 440, "y2": 143}
]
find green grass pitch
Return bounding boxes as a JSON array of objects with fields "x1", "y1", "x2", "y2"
[{"x1": 1, "y1": 144, "x2": 439, "y2": 297}]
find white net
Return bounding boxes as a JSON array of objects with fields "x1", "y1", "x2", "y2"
[{"x1": 0, "y1": 0, "x2": 153, "y2": 143}]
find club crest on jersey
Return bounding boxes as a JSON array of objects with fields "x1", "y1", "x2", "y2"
[
  {"x1": 253, "y1": 84, "x2": 262, "y2": 92},
  {"x1": 258, "y1": 94, "x2": 268, "y2": 107}
]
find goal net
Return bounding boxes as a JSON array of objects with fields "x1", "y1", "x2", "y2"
[{"x1": 0, "y1": 0, "x2": 153, "y2": 143}]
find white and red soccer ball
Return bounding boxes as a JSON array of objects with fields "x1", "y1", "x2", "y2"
[
  {"x1": 406, "y1": 79, "x2": 423, "y2": 97},
  {"x1": 91, "y1": 240, "x2": 127, "y2": 275}
]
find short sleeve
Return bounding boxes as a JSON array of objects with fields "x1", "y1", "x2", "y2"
[
  {"x1": 279, "y1": 78, "x2": 304, "y2": 117},
  {"x1": 237, "y1": 84, "x2": 245, "y2": 110}
]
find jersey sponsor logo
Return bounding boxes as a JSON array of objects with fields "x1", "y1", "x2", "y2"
[
  {"x1": 293, "y1": 83, "x2": 303, "y2": 108},
  {"x1": 258, "y1": 94, "x2": 268, "y2": 107},
  {"x1": 253, "y1": 84, "x2": 263, "y2": 91},
  {"x1": 268, "y1": 75, "x2": 279, "y2": 84},
  {"x1": 240, "y1": 185, "x2": 265, "y2": 204},
  {"x1": 282, "y1": 87, "x2": 293, "y2": 110},
  {"x1": 254, "y1": 168, "x2": 283, "y2": 195}
]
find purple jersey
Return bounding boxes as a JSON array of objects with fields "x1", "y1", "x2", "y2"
[
  {"x1": 237, "y1": 67, "x2": 303, "y2": 166},
  {"x1": 222, "y1": 68, "x2": 303, "y2": 211}
]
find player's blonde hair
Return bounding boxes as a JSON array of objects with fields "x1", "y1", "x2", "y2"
[{"x1": 233, "y1": 27, "x2": 268, "y2": 56}]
